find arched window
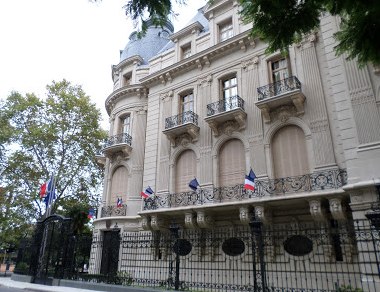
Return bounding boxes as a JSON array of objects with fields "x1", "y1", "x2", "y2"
[
  {"x1": 176, "y1": 150, "x2": 196, "y2": 193},
  {"x1": 272, "y1": 125, "x2": 309, "y2": 178},
  {"x1": 109, "y1": 166, "x2": 128, "y2": 205},
  {"x1": 219, "y1": 139, "x2": 245, "y2": 186}
]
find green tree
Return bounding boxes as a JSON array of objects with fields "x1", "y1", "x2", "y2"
[
  {"x1": 0, "y1": 80, "x2": 107, "y2": 244},
  {"x1": 123, "y1": 0, "x2": 380, "y2": 65}
]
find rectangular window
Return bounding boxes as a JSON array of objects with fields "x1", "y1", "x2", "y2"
[
  {"x1": 123, "y1": 73, "x2": 132, "y2": 86},
  {"x1": 219, "y1": 21, "x2": 233, "y2": 42},
  {"x1": 180, "y1": 92, "x2": 194, "y2": 124},
  {"x1": 222, "y1": 76, "x2": 237, "y2": 111},
  {"x1": 181, "y1": 44, "x2": 192, "y2": 59},
  {"x1": 120, "y1": 115, "x2": 131, "y2": 135},
  {"x1": 269, "y1": 57, "x2": 290, "y2": 95}
]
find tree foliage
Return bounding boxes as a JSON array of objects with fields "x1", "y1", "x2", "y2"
[
  {"x1": 0, "y1": 80, "x2": 106, "y2": 247},
  {"x1": 123, "y1": 0, "x2": 380, "y2": 65}
]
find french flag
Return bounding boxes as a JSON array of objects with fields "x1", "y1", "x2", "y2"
[
  {"x1": 244, "y1": 169, "x2": 256, "y2": 191},
  {"x1": 141, "y1": 186, "x2": 154, "y2": 199},
  {"x1": 40, "y1": 177, "x2": 53, "y2": 199},
  {"x1": 189, "y1": 178, "x2": 200, "y2": 191},
  {"x1": 39, "y1": 182, "x2": 47, "y2": 199},
  {"x1": 117, "y1": 198, "x2": 123, "y2": 208}
]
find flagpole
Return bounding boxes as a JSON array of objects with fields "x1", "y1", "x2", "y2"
[{"x1": 46, "y1": 174, "x2": 55, "y2": 217}]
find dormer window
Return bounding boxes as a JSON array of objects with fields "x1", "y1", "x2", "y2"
[
  {"x1": 123, "y1": 73, "x2": 132, "y2": 86},
  {"x1": 219, "y1": 20, "x2": 233, "y2": 42},
  {"x1": 181, "y1": 44, "x2": 192, "y2": 59}
]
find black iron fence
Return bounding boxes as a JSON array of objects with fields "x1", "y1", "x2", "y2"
[
  {"x1": 14, "y1": 215, "x2": 380, "y2": 292},
  {"x1": 257, "y1": 76, "x2": 301, "y2": 100},
  {"x1": 207, "y1": 95, "x2": 245, "y2": 116},
  {"x1": 165, "y1": 111, "x2": 199, "y2": 129},
  {"x1": 61, "y1": 219, "x2": 380, "y2": 292},
  {"x1": 144, "y1": 169, "x2": 347, "y2": 210}
]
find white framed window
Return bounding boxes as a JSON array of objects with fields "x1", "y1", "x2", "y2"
[
  {"x1": 180, "y1": 92, "x2": 194, "y2": 113},
  {"x1": 219, "y1": 20, "x2": 233, "y2": 42},
  {"x1": 123, "y1": 73, "x2": 132, "y2": 86},
  {"x1": 221, "y1": 75, "x2": 238, "y2": 111},
  {"x1": 120, "y1": 114, "x2": 131, "y2": 135},
  {"x1": 270, "y1": 58, "x2": 289, "y2": 83},
  {"x1": 181, "y1": 44, "x2": 192, "y2": 59}
]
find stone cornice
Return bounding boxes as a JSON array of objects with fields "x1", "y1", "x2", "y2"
[
  {"x1": 140, "y1": 30, "x2": 253, "y2": 86},
  {"x1": 112, "y1": 55, "x2": 144, "y2": 74},
  {"x1": 170, "y1": 21, "x2": 204, "y2": 41},
  {"x1": 105, "y1": 84, "x2": 148, "y2": 115}
]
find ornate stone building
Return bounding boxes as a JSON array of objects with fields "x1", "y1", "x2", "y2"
[{"x1": 91, "y1": 1, "x2": 380, "y2": 290}]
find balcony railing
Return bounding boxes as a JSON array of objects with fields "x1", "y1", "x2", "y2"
[
  {"x1": 100, "y1": 205, "x2": 127, "y2": 218},
  {"x1": 165, "y1": 111, "x2": 198, "y2": 129},
  {"x1": 257, "y1": 76, "x2": 301, "y2": 101},
  {"x1": 143, "y1": 169, "x2": 347, "y2": 210},
  {"x1": 103, "y1": 133, "x2": 132, "y2": 148},
  {"x1": 207, "y1": 95, "x2": 245, "y2": 116}
]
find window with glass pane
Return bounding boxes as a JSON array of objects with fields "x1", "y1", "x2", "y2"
[
  {"x1": 182, "y1": 45, "x2": 191, "y2": 59},
  {"x1": 121, "y1": 115, "x2": 131, "y2": 135},
  {"x1": 181, "y1": 92, "x2": 194, "y2": 124},
  {"x1": 222, "y1": 77, "x2": 237, "y2": 111},
  {"x1": 219, "y1": 21, "x2": 233, "y2": 42},
  {"x1": 270, "y1": 58, "x2": 289, "y2": 96}
]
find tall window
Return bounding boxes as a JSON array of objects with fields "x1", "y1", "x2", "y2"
[
  {"x1": 180, "y1": 92, "x2": 194, "y2": 113},
  {"x1": 222, "y1": 76, "x2": 237, "y2": 110},
  {"x1": 123, "y1": 73, "x2": 132, "y2": 86},
  {"x1": 272, "y1": 125, "x2": 309, "y2": 178},
  {"x1": 219, "y1": 20, "x2": 233, "y2": 42},
  {"x1": 120, "y1": 115, "x2": 131, "y2": 135},
  {"x1": 110, "y1": 166, "x2": 128, "y2": 205},
  {"x1": 176, "y1": 150, "x2": 196, "y2": 193},
  {"x1": 219, "y1": 139, "x2": 245, "y2": 187},
  {"x1": 270, "y1": 58, "x2": 289, "y2": 83}
]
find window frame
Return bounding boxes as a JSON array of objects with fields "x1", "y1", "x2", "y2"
[{"x1": 219, "y1": 19, "x2": 233, "y2": 42}]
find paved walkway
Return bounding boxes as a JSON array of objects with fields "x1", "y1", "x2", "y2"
[{"x1": 0, "y1": 276, "x2": 107, "y2": 292}]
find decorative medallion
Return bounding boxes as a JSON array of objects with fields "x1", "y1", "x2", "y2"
[
  {"x1": 222, "y1": 237, "x2": 245, "y2": 256},
  {"x1": 284, "y1": 235, "x2": 313, "y2": 256}
]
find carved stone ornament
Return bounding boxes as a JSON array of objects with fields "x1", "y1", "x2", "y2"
[
  {"x1": 184, "y1": 212, "x2": 197, "y2": 229},
  {"x1": 196, "y1": 210, "x2": 214, "y2": 228},
  {"x1": 176, "y1": 133, "x2": 192, "y2": 147},
  {"x1": 309, "y1": 200, "x2": 326, "y2": 222},
  {"x1": 242, "y1": 56, "x2": 259, "y2": 71},
  {"x1": 239, "y1": 206, "x2": 250, "y2": 225},
  {"x1": 151, "y1": 215, "x2": 168, "y2": 230},
  {"x1": 272, "y1": 105, "x2": 296, "y2": 123},
  {"x1": 198, "y1": 74, "x2": 213, "y2": 87},
  {"x1": 329, "y1": 198, "x2": 346, "y2": 221},
  {"x1": 160, "y1": 90, "x2": 174, "y2": 102},
  {"x1": 255, "y1": 205, "x2": 271, "y2": 224},
  {"x1": 141, "y1": 216, "x2": 152, "y2": 230}
]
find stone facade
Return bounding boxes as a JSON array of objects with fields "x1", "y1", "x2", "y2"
[{"x1": 91, "y1": 0, "x2": 380, "y2": 290}]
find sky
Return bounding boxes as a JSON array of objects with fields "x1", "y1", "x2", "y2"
[{"x1": 0, "y1": 0, "x2": 207, "y2": 129}]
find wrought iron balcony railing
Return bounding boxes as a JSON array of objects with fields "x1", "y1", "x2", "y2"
[
  {"x1": 100, "y1": 205, "x2": 127, "y2": 218},
  {"x1": 207, "y1": 95, "x2": 245, "y2": 116},
  {"x1": 103, "y1": 133, "x2": 132, "y2": 149},
  {"x1": 143, "y1": 169, "x2": 347, "y2": 210},
  {"x1": 165, "y1": 111, "x2": 198, "y2": 129},
  {"x1": 257, "y1": 76, "x2": 301, "y2": 101}
]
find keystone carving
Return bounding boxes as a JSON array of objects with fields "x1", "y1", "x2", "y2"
[
  {"x1": 309, "y1": 199, "x2": 326, "y2": 222},
  {"x1": 196, "y1": 210, "x2": 214, "y2": 228},
  {"x1": 329, "y1": 198, "x2": 346, "y2": 221}
]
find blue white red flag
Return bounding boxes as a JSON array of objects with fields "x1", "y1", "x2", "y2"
[
  {"x1": 244, "y1": 169, "x2": 256, "y2": 191},
  {"x1": 189, "y1": 178, "x2": 200, "y2": 191},
  {"x1": 43, "y1": 175, "x2": 56, "y2": 208},
  {"x1": 88, "y1": 208, "x2": 95, "y2": 219},
  {"x1": 140, "y1": 186, "x2": 154, "y2": 199},
  {"x1": 117, "y1": 198, "x2": 123, "y2": 208}
]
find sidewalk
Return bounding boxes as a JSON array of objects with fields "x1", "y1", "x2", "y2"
[{"x1": 0, "y1": 276, "x2": 108, "y2": 292}]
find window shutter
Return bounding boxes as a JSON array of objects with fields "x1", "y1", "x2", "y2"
[
  {"x1": 176, "y1": 150, "x2": 196, "y2": 193},
  {"x1": 272, "y1": 125, "x2": 309, "y2": 178},
  {"x1": 110, "y1": 166, "x2": 128, "y2": 204},
  {"x1": 219, "y1": 139, "x2": 245, "y2": 186}
]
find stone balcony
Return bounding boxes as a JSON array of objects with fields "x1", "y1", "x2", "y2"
[
  {"x1": 205, "y1": 95, "x2": 246, "y2": 136},
  {"x1": 163, "y1": 111, "x2": 199, "y2": 146},
  {"x1": 101, "y1": 133, "x2": 132, "y2": 159},
  {"x1": 142, "y1": 169, "x2": 347, "y2": 211},
  {"x1": 255, "y1": 76, "x2": 306, "y2": 123}
]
